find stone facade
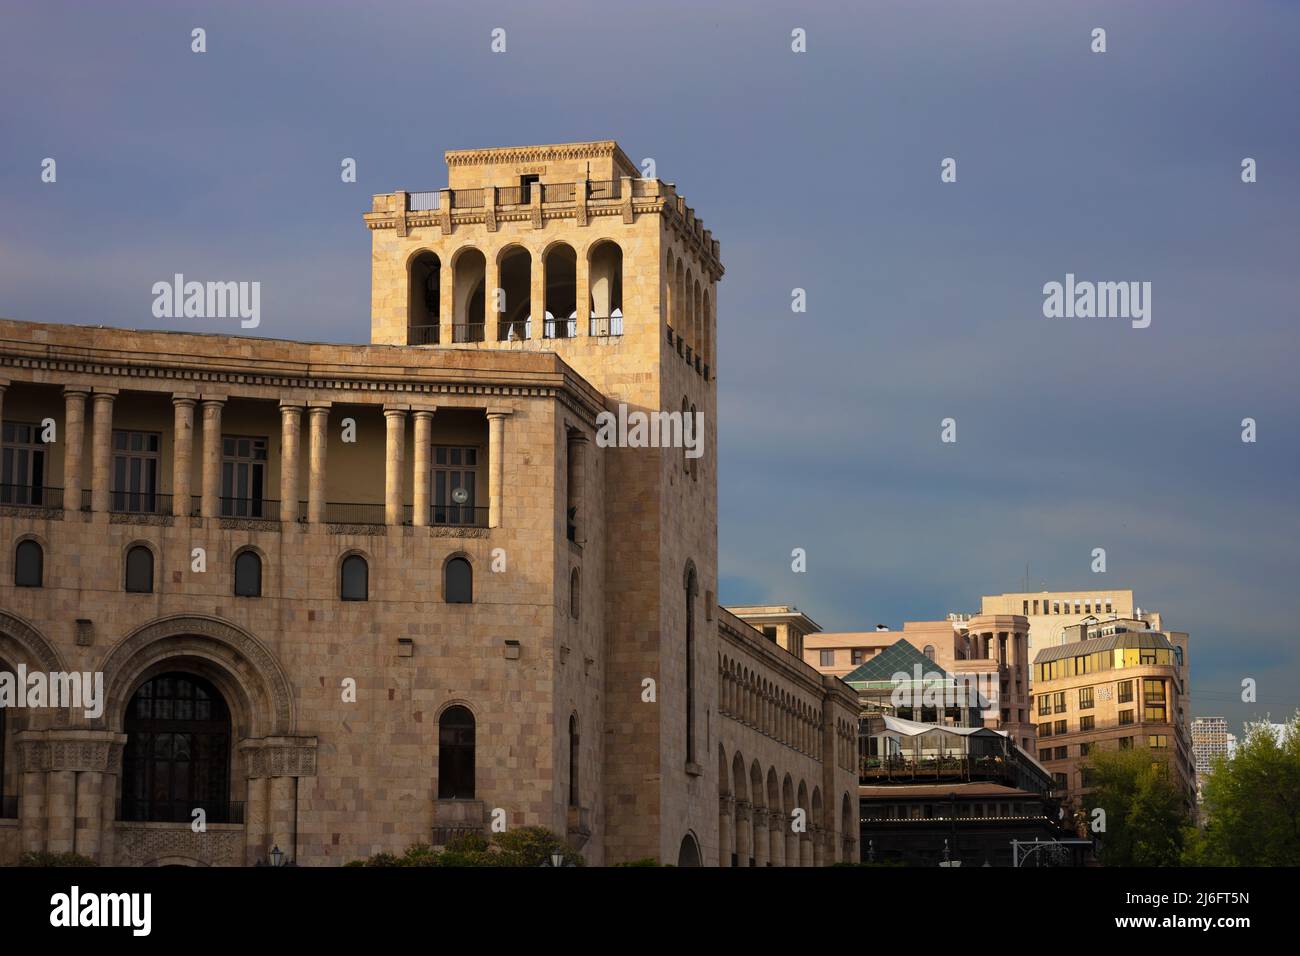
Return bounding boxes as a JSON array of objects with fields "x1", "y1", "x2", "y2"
[{"x1": 0, "y1": 141, "x2": 857, "y2": 866}]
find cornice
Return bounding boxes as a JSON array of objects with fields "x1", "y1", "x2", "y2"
[{"x1": 445, "y1": 141, "x2": 629, "y2": 169}]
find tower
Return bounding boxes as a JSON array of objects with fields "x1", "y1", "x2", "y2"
[{"x1": 365, "y1": 141, "x2": 723, "y2": 862}]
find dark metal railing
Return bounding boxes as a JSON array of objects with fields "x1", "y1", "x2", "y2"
[
  {"x1": 589, "y1": 315, "x2": 624, "y2": 337},
  {"x1": 450, "y1": 188, "x2": 484, "y2": 209},
  {"x1": 322, "y1": 501, "x2": 386, "y2": 525},
  {"x1": 497, "y1": 318, "x2": 530, "y2": 341},
  {"x1": 542, "y1": 182, "x2": 575, "y2": 203},
  {"x1": 410, "y1": 324, "x2": 440, "y2": 346},
  {"x1": 219, "y1": 496, "x2": 279, "y2": 521},
  {"x1": 110, "y1": 490, "x2": 173, "y2": 515},
  {"x1": 497, "y1": 186, "x2": 524, "y2": 205},
  {"x1": 0, "y1": 484, "x2": 63, "y2": 508},
  {"x1": 859, "y1": 753, "x2": 1018, "y2": 785},
  {"x1": 587, "y1": 179, "x2": 620, "y2": 200},
  {"x1": 431, "y1": 504, "x2": 488, "y2": 528},
  {"x1": 453, "y1": 322, "x2": 486, "y2": 343},
  {"x1": 543, "y1": 316, "x2": 578, "y2": 339},
  {"x1": 117, "y1": 799, "x2": 244, "y2": 826}
]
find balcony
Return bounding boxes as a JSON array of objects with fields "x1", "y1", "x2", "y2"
[
  {"x1": 0, "y1": 483, "x2": 64, "y2": 510},
  {"x1": 860, "y1": 754, "x2": 1026, "y2": 787},
  {"x1": 588, "y1": 314, "x2": 624, "y2": 337},
  {"x1": 410, "y1": 324, "x2": 439, "y2": 346}
]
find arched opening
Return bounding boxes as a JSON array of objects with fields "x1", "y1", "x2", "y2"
[
  {"x1": 568, "y1": 714, "x2": 579, "y2": 808},
  {"x1": 408, "y1": 251, "x2": 441, "y2": 345},
  {"x1": 702, "y1": 290, "x2": 711, "y2": 373},
  {"x1": 14, "y1": 539, "x2": 43, "y2": 588},
  {"x1": 444, "y1": 556, "x2": 472, "y2": 604},
  {"x1": 543, "y1": 243, "x2": 577, "y2": 339},
  {"x1": 438, "y1": 705, "x2": 476, "y2": 799},
  {"x1": 340, "y1": 554, "x2": 368, "y2": 601},
  {"x1": 497, "y1": 246, "x2": 532, "y2": 341},
  {"x1": 570, "y1": 568, "x2": 580, "y2": 618},
  {"x1": 842, "y1": 792, "x2": 855, "y2": 862},
  {"x1": 122, "y1": 672, "x2": 232, "y2": 823},
  {"x1": 588, "y1": 240, "x2": 623, "y2": 336},
  {"x1": 233, "y1": 550, "x2": 261, "y2": 598},
  {"x1": 676, "y1": 832, "x2": 702, "y2": 867},
  {"x1": 923, "y1": 644, "x2": 936, "y2": 663},
  {"x1": 453, "y1": 248, "x2": 486, "y2": 343},
  {"x1": 125, "y1": 545, "x2": 154, "y2": 594}
]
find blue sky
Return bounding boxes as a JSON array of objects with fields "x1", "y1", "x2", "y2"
[{"x1": 2, "y1": 0, "x2": 1297, "y2": 729}]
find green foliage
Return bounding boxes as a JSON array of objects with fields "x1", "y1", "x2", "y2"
[
  {"x1": 614, "y1": 858, "x2": 665, "y2": 866},
  {"x1": 1084, "y1": 746, "x2": 1191, "y2": 866},
  {"x1": 346, "y1": 826, "x2": 584, "y2": 868},
  {"x1": 18, "y1": 851, "x2": 98, "y2": 867},
  {"x1": 1187, "y1": 713, "x2": 1300, "y2": 866}
]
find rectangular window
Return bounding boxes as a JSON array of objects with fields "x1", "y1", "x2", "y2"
[
  {"x1": 1080, "y1": 715, "x2": 1095, "y2": 732},
  {"x1": 221, "y1": 436, "x2": 268, "y2": 517},
  {"x1": 1039, "y1": 748, "x2": 1052, "y2": 761},
  {"x1": 1038, "y1": 696, "x2": 1050, "y2": 716},
  {"x1": 1143, "y1": 679, "x2": 1167, "y2": 722},
  {"x1": 1079, "y1": 686, "x2": 1094, "y2": 710},
  {"x1": 1052, "y1": 773, "x2": 1068, "y2": 789},
  {"x1": 1079, "y1": 742, "x2": 1092, "y2": 757},
  {"x1": 1054, "y1": 720, "x2": 1067, "y2": 735},
  {"x1": 1148, "y1": 735, "x2": 1168, "y2": 749},
  {"x1": 1038, "y1": 722, "x2": 1053, "y2": 737},
  {"x1": 1, "y1": 422, "x2": 49, "y2": 504},
  {"x1": 433, "y1": 445, "x2": 479, "y2": 525},
  {"x1": 1117, "y1": 680, "x2": 1133, "y2": 703},
  {"x1": 1054, "y1": 746, "x2": 1068, "y2": 761},
  {"x1": 819, "y1": 649, "x2": 835, "y2": 667},
  {"x1": 1119, "y1": 736, "x2": 1134, "y2": 750},
  {"x1": 850, "y1": 649, "x2": 864, "y2": 665},
  {"x1": 1053, "y1": 692, "x2": 1066, "y2": 714},
  {"x1": 1119, "y1": 710, "x2": 1134, "y2": 726},
  {"x1": 112, "y1": 430, "x2": 161, "y2": 513}
]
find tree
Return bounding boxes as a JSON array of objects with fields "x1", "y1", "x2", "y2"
[
  {"x1": 1084, "y1": 746, "x2": 1191, "y2": 866},
  {"x1": 346, "y1": 827, "x2": 584, "y2": 867},
  {"x1": 1186, "y1": 713, "x2": 1300, "y2": 866}
]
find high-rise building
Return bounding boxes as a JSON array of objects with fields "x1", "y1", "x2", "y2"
[
  {"x1": 980, "y1": 589, "x2": 1163, "y2": 669},
  {"x1": 1191, "y1": 716, "x2": 1232, "y2": 793},
  {"x1": 1030, "y1": 617, "x2": 1195, "y2": 810}
]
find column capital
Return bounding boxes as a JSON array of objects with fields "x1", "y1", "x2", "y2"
[
  {"x1": 486, "y1": 408, "x2": 513, "y2": 419},
  {"x1": 277, "y1": 400, "x2": 305, "y2": 412},
  {"x1": 63, "y1": 386, "x2": 90, "y2": 398},
  {"x1": 307, "y1": 403, "x2": 331, "y2": 416},
  {"x1": 200, "y1": 397, "x2": 226, "y2": 410},
  {"x1": 91, "y1": 389, "x2": 117, "y2": 402},
  {"x1": 170, "y1": 394, "x2": 198, "y2": 408},
  {"x1": 412, "y1": 408, "x2": 437, "y2": 421},
  {"x1": 383, "y1": 405, "x2": 410, "y2": 419}
]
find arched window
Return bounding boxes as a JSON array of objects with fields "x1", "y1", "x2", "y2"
[
  {"x1": 685, "y1": 565, "x2": 698, "y2": 764},
  {"x1": 923, "y1": 645, "x2": 936, "y2": 662},
  {"x1": 122, "y1": 673, "x2": 232, "y2": 823},
  {"x1": 234, "y1": 550, "x2": 261, "y2": 597},
  {"x1": 340, "y1": 554, "x2": 368, "y2": 601},
  {"x1": 438, "y1": 705, "x2": 476, "y2": 799},
  {"x1": 677, "y1": 832, "x2": 702, "y2": 867},
  {"x1": 14, "y1": 540, "x2": 42, "y2": 588},
  {"x1": 125, "y1": 545, "x2": 153, "y2": 594},
  {"x1": 408, "y1": 251, "x2": 441, "y2": 345},
  {"x1": 568, "y1": 714, "x2": 580, "y2": 808},
  {"x1": 445, "y1": 556, "x2": 472, "y2": 604},
  {"x1": 689, "y1": 402, "x2": 699, "y2": 480},
  {"x1": 570, "y1": 568, "x2": 580, "y2": 618}
]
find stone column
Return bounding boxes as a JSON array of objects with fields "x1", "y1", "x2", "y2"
[
  {"x1": 62, "y1": 388, "x2": 88, "y2": 510},
  {"x1": 73, "y1": 770, "x2": 103, "y2": 859},
  {"x1": 800, "y1": 832, "x2": 814, "y2": 867},
  {"x1": 99, "y1": 763, "x2": 119, "y2": 865},
  {"x1": 813, "y1": 827, "x2": 827, "y2": 867},
  {"x1": 19, "y1": 762, "x2": 46, "y2": 854},
  {"x1": 269, "y1": 775, "x2": 296, "y2": 861},
  {"x1": 279, "y1": 403, "x2": 302, "y2": 524},
  {"x1": 200, "y1": 398, "x2": 224, "y2": 518},
  {"x1": 384, "y1": 407, "x2": 407, "y2": 525},
  {"x1": 46, "y1": 769, "x2": 76, "y2": 853},
  {"x1": 531, "y1": 251, "x2": 546, "y2": 339},
  {"x1": 439, "y1": 262, "x2": 454, "y2": 346},
  {"x1": 733, "y1": 801, "x2": 751, "y2": 867},
  {"x1": 90, "y1": 390, "x2": 116, "y2": 513},
  {"x1": 574, "y1": 247, "x2": 590, "y2": 336},
  {"x1": 484, "y1": 252, "x2": 501, "y2": 342},
  {"x1": 244, "y1": 772, "x2": 269, "y2": 866},
  {"x1": 752, "y1": 810, "x2": 769, "y2": 867},
  {"x1": 412, "y1": 410, "x2": 434, "y2": 527},
  {"x1": 718, "y1": 794, "x2": 734, "y2": 867},
  {"x1": 0, "y1": 379, "x2": 6, "y2": 431},
  {"x1": 307, "y1": 404, "x2": 330, "y2": 523},
  {"x1": 769, "y1": 816, "x2": 785, "y2": 867},
  {"x1": 785, "y1": 819, "x2": 799, "y2": 867},
  {"x1": 487, "y1": 410, "x2": 510, "y2": 528},
  {"x1": 171, "y1": 396, "x2": 196, "y2": 517}
]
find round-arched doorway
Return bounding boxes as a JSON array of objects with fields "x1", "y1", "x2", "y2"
[{"x1": 121, "y1": 672, "x2": 233, "y2": 824}]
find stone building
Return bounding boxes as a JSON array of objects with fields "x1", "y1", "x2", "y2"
[{"x1": 0, "y1": 141, "x2": 859, "y2": 867}]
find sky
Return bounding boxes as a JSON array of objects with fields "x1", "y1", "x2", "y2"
[{"x1": 1, "y1": 0, "x2": 1297, "y2": 730}]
